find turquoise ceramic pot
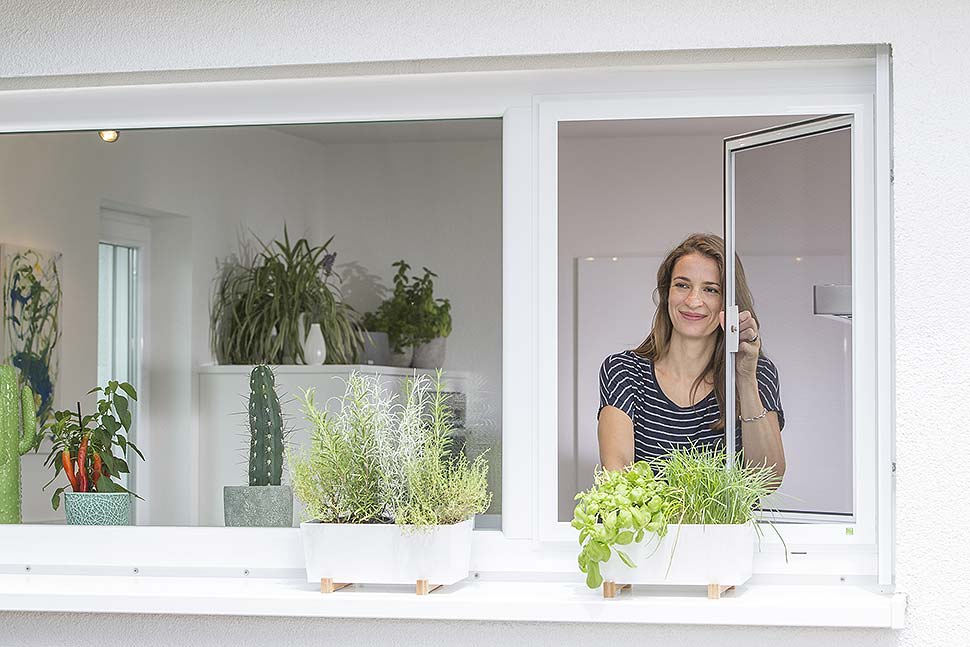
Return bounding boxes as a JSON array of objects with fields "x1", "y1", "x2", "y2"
[{"x1": 63, "y1": 492, "x2": 131, "y2": 525}]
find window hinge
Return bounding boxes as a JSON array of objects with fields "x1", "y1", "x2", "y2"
[{"x1": 891, "y1": 461, "x2": 897, "y2": 475}]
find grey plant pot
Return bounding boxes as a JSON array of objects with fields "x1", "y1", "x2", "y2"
[
  {"x1": 224, "y1": 485, "x2": 294, "y2": 527},
  {"x1": 362, "y1": 331, "x2": 391, "y2": 366},
  {"x1": 64, "y1": 492, "x2": 132, "y2": 526},
  {"x1": 412, "y1": 337, "x2": 447, "y2": 369},
  {"x1": 386, "y1": 345, "x2": 414, "y2": 368}
]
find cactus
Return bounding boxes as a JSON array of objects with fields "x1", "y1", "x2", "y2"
[
  {"x1": 248, "y1": 365, "x2": 285, "y2": 487},
  {"x1": 0, "y1": 364, "x2": 38, "y2": 524}
]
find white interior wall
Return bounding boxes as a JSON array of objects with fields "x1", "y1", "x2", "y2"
[
  {"x1": 0, "y1": 127, "x2": 324, "y2": 525},
  {"x1": 3, "y1": 2, "x2": 970, "y2": 645},
  {"x1": 306, "y1": 135, "x2": 504, "y2": 509}
]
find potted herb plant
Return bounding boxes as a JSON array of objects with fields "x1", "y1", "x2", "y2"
[
  {"x1": 210, "y1": 227, "x2": 365, "y2": 365},
  {"x1": 573, "y1": 446, "x2": 778, "y2": 598},
  {"x1": 363, "y1": 260, "x2": 452, "y2": 369},
  {"x1": 223, "y1": 365, "x2": 293, "y2": 527},
  {"x1": 43, "y1": 380, "x2": 144, "y2": 525},
  {"x1": 291, "y1": 371, "x2": 490, "y2": 594},
  {"x1": 0, "y1": 365, "x2": 38, "y2": 524}
]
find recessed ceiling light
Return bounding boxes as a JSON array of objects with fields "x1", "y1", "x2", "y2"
[{"x1": 98, "y1": 130, "x2": 120, "y2": 143}]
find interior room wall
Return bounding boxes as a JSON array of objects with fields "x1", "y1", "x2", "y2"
[
  {"x1": 0, "y1": 127, "x2": 324, "y2": 524},
  {"x1": 305, "y1": 133, "x2": 504, "y2": 510}
]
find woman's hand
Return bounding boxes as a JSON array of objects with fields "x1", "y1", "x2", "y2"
[{"x1": 719, "y1": 310, "x2": 761, "y2": 379}]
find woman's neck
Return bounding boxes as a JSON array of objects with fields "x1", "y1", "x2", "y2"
[{"x1": 656, "y1": 333, "x2": 715, "y2": 382}]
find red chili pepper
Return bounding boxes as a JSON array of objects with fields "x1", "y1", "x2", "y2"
[
  {"x1": 77, "y1": 436, "x2": 89, "y2": 493},
  {"x1": 61, "y1": 449, "x2": 80, "y2": 491},
  {"x1": 91, "y1": 452, "x2": 102, "y2": 487}
]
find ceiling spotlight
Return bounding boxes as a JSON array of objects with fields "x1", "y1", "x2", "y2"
[{"x1": 98, "y1": 130, "x2": 120, "y2": 143}]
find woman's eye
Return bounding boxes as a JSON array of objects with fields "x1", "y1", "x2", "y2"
[
  {"x1": 705, "y1": 287, "x2": 720, "y2": 294},
  {"x1": 675, "y1": 282, "x2": 689, "y2": 289}
]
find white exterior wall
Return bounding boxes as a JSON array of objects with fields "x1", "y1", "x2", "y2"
[{"x1": 3, "y1": 1, "x2": 969, "y2": 645}]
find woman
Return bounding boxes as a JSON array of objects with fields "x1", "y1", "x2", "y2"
[{"x1": 597, "y1": 233, "x2": 786, "y2": 484}]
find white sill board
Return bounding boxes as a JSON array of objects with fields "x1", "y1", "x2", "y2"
[{"x1": 0, "y1": 575, "x2": 903, "y2": 628}]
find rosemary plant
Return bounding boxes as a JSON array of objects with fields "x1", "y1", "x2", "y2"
[{"x1": 291, "y1": 371, "x2": 490, "y2": 528}]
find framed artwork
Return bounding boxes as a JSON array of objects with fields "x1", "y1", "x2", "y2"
[{"x1": 0, "y1": 244, "x2": 62, "y2": 429}]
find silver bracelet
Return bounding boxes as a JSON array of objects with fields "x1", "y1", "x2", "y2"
[{"x1": 739, "y1": 407, "x2": 768, "y2": 423}]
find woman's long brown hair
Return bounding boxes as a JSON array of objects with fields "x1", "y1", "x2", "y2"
[{"x1": 631, "y1": 233, "x2": 760, "y2": 431}]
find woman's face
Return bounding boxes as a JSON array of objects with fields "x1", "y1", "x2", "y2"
[{"x1": 667, "y1": 252, "x2": 722, "y2": 340}]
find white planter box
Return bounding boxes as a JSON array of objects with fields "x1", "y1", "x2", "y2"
[
  {"x1": 300, "y1": 518, "x2": 474, "y2": 587},
  {"x1": 600, "y1": 523, "x2": 755, "y2": 588}
]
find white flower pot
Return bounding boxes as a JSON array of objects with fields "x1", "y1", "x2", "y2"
[
  {"x1": 600, "y1": 523, "x2": 755, "y2": 587},
  {"x1": 300, "y1": 518, "x2": 474, "y2": 586}
]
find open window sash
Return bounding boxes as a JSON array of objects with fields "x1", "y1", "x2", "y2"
[{"x1": 722, "y1": 115, "x2": 854, "y2": 476}]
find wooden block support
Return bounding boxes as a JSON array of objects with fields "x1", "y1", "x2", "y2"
[
  {"x1": 416, "y1": 579, "x2": 442, "y2": 595},
  {"x1": 707, "y1": 584, "x2": 735, "y2": 600},
  {"x1": 320, "y1": 578, "x2": 351, "y2": 593},
  {"x1": 602, "y1": 582, "x2": 631, "y2": 599}
]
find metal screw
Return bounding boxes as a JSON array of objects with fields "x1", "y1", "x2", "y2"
[
  {"x1": 840, "y1": 576, "x2": 846, "y2": 583},
  {"x1": 133, "y1": 567, "x2": 140, "y2": 574},
  {"x1": 243, "y1": 569, "x2": 250, "y2": 576},
  {"x1": 25, "y1": 565, "x2": 31, "y2": 572}
]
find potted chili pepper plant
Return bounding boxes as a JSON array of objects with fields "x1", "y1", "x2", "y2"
[{"x1": 43, "y1": 380, "x2": 144, "y2": 525}]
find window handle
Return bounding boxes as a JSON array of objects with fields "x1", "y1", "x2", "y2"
[{"x1": 726, "y1": 305, "x2": 740, "y2": 353}]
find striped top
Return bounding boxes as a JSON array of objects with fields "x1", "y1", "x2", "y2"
[{"x1": 598, "y1": 350, "x2": 784, "y2": 461}]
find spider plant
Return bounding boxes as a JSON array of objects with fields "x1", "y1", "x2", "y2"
[{"x1": 210, "y1": 227, "x2": 365, "y2": 365}]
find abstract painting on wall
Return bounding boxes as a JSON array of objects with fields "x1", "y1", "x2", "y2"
[{"x1": 0, "y1": 245, "x2": 62, "y2": 432}]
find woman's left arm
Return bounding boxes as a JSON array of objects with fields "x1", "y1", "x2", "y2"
[
  {"x1": 734, "y1": 310, "x2": 786, "y2": 487},
  {"x1": 737, "y1": 376, "x2": 785, "y2": 486}
]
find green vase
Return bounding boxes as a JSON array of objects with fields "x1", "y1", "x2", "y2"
[{"x1": 63, "y1": 492, "x2": 131, "y2": 525}]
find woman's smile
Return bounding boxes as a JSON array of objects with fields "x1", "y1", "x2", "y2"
[{"x1": 679, "y1": 311, "x2": 707, "y2": 321}]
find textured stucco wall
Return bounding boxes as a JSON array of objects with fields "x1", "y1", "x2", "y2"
[{"x1": 2, "y1": 1, "x2": 969, "y2": 645}]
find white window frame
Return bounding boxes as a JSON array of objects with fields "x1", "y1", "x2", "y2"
[{"x1": 0, "y1": 48, "x2": 895, "y2": 594}]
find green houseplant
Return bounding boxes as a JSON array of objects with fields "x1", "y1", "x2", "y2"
[
  {"x1": 572, "y1": 446, "x2": 778, "y2": 596},
  {"x1": 43, "y1": 380, "x2": 144, "y2": 525},
  {"x1": 0, "y1": 364, "x2": 38, "y2": 524},
  {"x1": 362, "y1": 260, "x2": 452, "y2": 369},
  {"x1": 291, "y1": 370, "x2": 490, "y2": 592},
  {"x1": 210, "y1": 227, "x2": 365, "y2": 365},
  {"x1": 223, "y1": 365, "x2": 293, "y2": 527}
]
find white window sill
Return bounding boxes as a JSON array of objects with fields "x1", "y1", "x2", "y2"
[{"x1": 0, "y1": 574, "x2": 905, "y2": 628}]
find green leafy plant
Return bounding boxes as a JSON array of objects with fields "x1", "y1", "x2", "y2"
[
  {"x1": 571, "y1": 446, "x2": 782, "y2": 589},
  {"x1": 290, "y1": 371, "x2": 490, "y2": 527},
  {"x1": 362, "y1": 260, "x2": 452, "y2": 353},
  {"x1": 42, "y1": 380, "x2": 144, "y2": 510},
  {"x1": 572, "y1": 461, "x2": 671, "y2": 589},
  {"x1": 210, "y1": 227, "x2": 365, "y2": 365}
]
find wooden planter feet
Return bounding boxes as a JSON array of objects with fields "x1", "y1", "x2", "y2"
[
  {"x1": 416, "y1": 579, "x2": 442, "y2": 595},
  {"x1": 602, "y1": 581, "x2": 631, "y2": 599},
  {"x1": 320, "y1": 578, "x2": 351, "y2": 593},
  {"x1": 707, "y1": 584, "x2": 735, "y2": 599}
]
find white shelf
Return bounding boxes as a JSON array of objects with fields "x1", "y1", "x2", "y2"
[
  {"x1": 0, "y1": 574, "x2": 904, "y2": 628},
  {"x1": 197, "y1": 363, "x2": 455, "y2": 376}
]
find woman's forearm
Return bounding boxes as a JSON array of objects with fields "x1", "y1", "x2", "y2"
[{"x1": 737, "y1": 376, "x2": 786, "y2": 486}]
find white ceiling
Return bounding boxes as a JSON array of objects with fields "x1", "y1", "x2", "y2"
[
  {"x1": 270, "y1": 115, "x2": 821, "y2": 146},
  {"x1": 558, "y1": 115, "x2": 819, "y2": 138}
]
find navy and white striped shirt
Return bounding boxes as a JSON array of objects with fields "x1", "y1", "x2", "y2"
[{"x1": 597, "y1": 351, "x2": 784, "y2": 461}]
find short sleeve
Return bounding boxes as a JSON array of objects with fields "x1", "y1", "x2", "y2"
[
  {"x1": 756, "y1": 356, "x2": 785, "y2": 431},
  {"x1": 597, "y1": 353, "x2": 637, "y2": 422}
]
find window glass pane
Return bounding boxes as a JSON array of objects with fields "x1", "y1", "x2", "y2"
[{"x1": 733, "y1": 126, "x2": 853, "y2": 521}]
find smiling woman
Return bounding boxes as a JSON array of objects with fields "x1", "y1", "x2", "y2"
[{"x1": 596, "y1": 233, "x2": 785, "y2": 480}]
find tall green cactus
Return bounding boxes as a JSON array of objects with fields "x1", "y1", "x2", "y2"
[
  {"x1": 248, "y1": 365, "x2": 284, "y2": 487},
  {"x1": 0, "y1": 364, "x2": 38, "y2": 524}
]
